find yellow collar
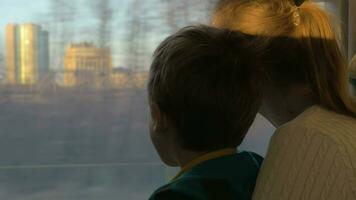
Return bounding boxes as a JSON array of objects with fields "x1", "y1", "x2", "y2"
[{"x1": 171, "y1": 148, "x2": 237, "y2": 181}]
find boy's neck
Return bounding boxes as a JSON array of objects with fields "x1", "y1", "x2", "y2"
[
  {"x1": 172, "y1": 148, "x2": 237, "y2": 181},
  {"x1": 176, "y1": 148, "x2": 237, "y2": 169},
  {"x1": 176, "y1": 150, "x2": 209, "y2": 169}
]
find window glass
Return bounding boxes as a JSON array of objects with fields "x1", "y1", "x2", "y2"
[
  {"x1": 1, "y1": 0, "x2": 353, "y2": 199},
  {"x1": 0, "y1": 1, "x2": 240, "y2": 199}
]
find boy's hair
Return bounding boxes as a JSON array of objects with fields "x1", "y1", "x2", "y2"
[{"x1": 148, "y1": 25, "x2": 262, "y2": 151}]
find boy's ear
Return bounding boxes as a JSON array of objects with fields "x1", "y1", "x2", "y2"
[{"x1": 150, "y1": 102, "x2": 169, "y2": 132}]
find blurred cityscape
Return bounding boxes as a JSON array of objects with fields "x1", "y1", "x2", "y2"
[
  {"x1": 0, "y1": 1, "x2": 221, "y2": 199},
  {"x1": 5, "y1": 23, "x2": 147, "y2": 89},
  {"x1": 0, "y1": 22, "x2": 161, "y2": 199}
]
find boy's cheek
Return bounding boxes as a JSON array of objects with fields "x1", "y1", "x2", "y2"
[
  {"x1": 148, "y1": 120, "x2": 166, "y2": 160},
  {"x1": 150, "y1": 130, "x2": 178, "y2": 167},
  {"x1": 151, "y1": 134, "x2": 170, "y2": 165}
]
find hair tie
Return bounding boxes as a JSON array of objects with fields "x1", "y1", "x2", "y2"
[
  {"x1": 292, "y1": 7, "x2": 301, "y2": 26},
  {"x1": 295, "y1": 0, "x2": 306, "y2": 7}
]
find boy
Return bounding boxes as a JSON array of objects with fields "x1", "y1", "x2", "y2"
[{"x1": 148, "y1": 25, "x2": 263, "y2": 200}]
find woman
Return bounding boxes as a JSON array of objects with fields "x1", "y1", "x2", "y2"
[{"x1": 213, "y1": 0, "x2": 356, "y2": 199}]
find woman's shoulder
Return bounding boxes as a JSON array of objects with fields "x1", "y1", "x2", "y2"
[
  {"x1": 270, "y1": 105, "x2": 356, "y2": 172},
  {"x1": 256, "y1": 106, "x2": 356, "y2": 200},
  {"x1": 275, "y1": 105, "x2": 356, "y2": 143}
]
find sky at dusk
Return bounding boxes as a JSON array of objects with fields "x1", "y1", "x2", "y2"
[{"x1": 0, "y1": 0, "x2": 48, "y2": 25}]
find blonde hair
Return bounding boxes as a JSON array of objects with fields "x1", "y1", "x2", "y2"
[{"x1": 213, "y1": 0, "x2": 356, "y2": 117}]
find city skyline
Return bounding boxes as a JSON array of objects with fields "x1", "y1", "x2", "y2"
[
  {"x1": 3, "y1": 22, "x2": 148, "y2": 88},
  {"x1": 0, "y1": 0, "x2": 214, "y2": 73},
  {"x1": 0, "y1": 0, "x2": 167, "y2": 71}
]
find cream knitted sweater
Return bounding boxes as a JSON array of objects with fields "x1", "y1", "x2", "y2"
[{"x1": 253, "y1": 106, "x2": 356, "y2": 200}]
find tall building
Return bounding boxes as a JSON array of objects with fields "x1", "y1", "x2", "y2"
[
  {"x1": 64, "y1": 42, "x2": 112, "y2": 88},
  {"x1": 5, "y1": 23, "x2": 49, "y2": 85},
  {"x1": 5, "y1": 24, "x2": 18, "y2": 85}
]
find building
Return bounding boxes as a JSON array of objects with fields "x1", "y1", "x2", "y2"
[
  {"x1": 110, "y1": 68, "x2": 130, "y2": 88},
  {"x1": 5, "y1": 23, "x2": 49, "y2": 85},
  {"x1": 110, "y1": 68, "x2": 148, "y2": 89},
  {"x1": 5, "y1": 24, "x2": 17, "y2": 85},
  {"x1": 64, "y1": 42, "x2": 112, "y2": 88}
]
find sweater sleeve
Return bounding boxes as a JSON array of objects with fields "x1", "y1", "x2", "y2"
[{"x1": 252, "y1": 124, "x2": 356, "y2": 200}]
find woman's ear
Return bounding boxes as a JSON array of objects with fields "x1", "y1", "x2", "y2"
[{"x1": 150, "y1": 102, "x2": 169, "y2": 132}]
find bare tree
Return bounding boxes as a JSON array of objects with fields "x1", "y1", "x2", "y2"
[
  {"x1": 0, "y1": 35, "x2": 4, "y2": 69},
  {"x1": 89, "y1": 0, "x2": 114, "y2": 48},
  {"x1": 0, "y1": 51, "x2": 5, "y2": 84},
  {"x1": 49, "y1": 0, "x2": 76, "y2": 71},
  {"x1": 162, "y1": 0, "x2": 217, "y2": 33},
  {"x1": 125, "y1": 0, "x2": 147, "y2": 71}
]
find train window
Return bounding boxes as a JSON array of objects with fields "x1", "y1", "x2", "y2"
[
  {"x1": 0, "y1": 1, "x2": 220, "y2": 199},
  {"x1": 0, "y1": 0, "x2": 354, "y2": 199}
]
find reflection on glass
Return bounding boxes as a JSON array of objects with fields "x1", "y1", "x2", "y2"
[
  {"x1": 0, "y1": 0, "x2": 275, "y2": 199},
  {"x1": 0, "y1": 77, "x2": 161, "y2": 199}
]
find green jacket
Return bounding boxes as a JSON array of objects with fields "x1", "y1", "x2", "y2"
[{"x1": 149, "y1": 151, "x2": 263, "y2": 200}]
